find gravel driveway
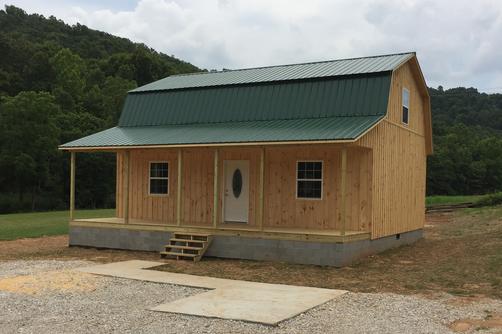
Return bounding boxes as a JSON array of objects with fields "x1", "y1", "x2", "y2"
[{"x1": 0, "y1": 260, "x2": 501, "y2": 334}]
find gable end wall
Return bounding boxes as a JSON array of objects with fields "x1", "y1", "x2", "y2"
[{"x1": 357, "y1": 60, "x2": 427, "y2": 239}]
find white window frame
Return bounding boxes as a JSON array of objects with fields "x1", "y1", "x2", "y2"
[
  {"x1": 148, "y1": 161, "x2": 169, "y2": 196},
  {"x1": 295, "y1": 160, "x2": 323, "y2": 200},
  {"x1": 402, "y1": 87, "x2": 410, "y2": 126}
]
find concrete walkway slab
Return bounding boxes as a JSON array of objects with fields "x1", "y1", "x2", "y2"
[{"x1": 78, "y1": 260, "x2": 347, "y2": 325}]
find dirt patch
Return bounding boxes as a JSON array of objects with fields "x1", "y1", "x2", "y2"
[
  {"x1": 0, "y1": 235, "x2": 161, "y2": 263},
  {"x1": 449, "y1": 313, "x2": 502, "y2": 332},
  {"x1": 0, "y1": 269, "x2": 100, "y2": 295},
  {"x1": 446, "y1": 295, "x2": 494, "y2": 307}
]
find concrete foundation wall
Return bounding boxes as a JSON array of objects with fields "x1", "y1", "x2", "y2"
[
  {"x1": 70, "y1": 226, "x2": 171, "y2": 252},
  {"x1": 205, "y1": 230, "x2": 422, "y2": 266},
  {"x1": 69, "y1": 226, "x2": 422, "y2": 267}
]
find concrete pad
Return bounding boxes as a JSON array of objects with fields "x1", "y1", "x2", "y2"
[
  {"x1": 79, "y1": 260, "x2": 347, "y2": 325},
  {"x1": 78, "y1": 260, "x2": 226, "y2": 289}
]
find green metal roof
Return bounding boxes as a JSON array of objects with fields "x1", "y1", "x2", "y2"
[
  {"x1": 60, "y1": 115, "x2": 383, "y2": 148},
  {"x1": 60, "y1": 52, "x2": 412, "y2": 149},
  {"x1": 131, "y1": 52, "x2": 413, "y2": 92},
  {"x1": 119, "y1": 73, "x2": 391, "y2": 127}
]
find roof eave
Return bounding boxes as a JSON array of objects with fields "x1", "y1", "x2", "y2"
[
  {"x1": 58, "y1": 116, "x2": 387, "y2": 152},
  {"x1": 58, "y1": 138, "x2": 359, "y2": 152}
]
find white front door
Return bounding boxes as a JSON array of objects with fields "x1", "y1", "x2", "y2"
[{"x1": 223, "y1": 160, "x2": 249, "y2": 223}]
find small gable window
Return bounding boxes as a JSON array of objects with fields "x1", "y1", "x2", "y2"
[
  {"x1": 296, "y1": 161, "x2": 323, "y2": 199},
  {"x1": 149, "y1": 162, "x2": 169, "y2": 195},
  {"x1": 402, "y1": 88, "x2": 410, "y2": 125}
]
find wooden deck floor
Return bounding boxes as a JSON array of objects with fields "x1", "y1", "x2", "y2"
[{"x1": 72, "y1": 217, "x2": 370, "y2": 242}]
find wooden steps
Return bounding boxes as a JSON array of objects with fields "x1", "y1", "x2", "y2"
[{"x1": 160, "y1": 232, "x2": 212, "y2": 262}]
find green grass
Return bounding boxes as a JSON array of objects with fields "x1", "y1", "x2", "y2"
[
  {"x1": 0, "y1": 209, "x2": 115, "y2": 241},
  {"x1": 426, "y1": 194, "x2": 486, "y2": 206},
  {"x1": 460, "y1": 204, "x2": 502, "y2": 220}
]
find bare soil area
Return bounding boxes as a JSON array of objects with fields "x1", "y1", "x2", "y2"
[{"x1": 0, "y1": 235, "x2": 160, "y2": 263}]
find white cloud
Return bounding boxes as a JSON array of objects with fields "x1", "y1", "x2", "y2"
[{"x1": 3, "y1": 0, "x2": 502, "y2": 91}]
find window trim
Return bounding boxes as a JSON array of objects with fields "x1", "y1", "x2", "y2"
[
  {"x1": 402, "y1": 87, "x2": 410, "y2": 126},
  {"x1": 295, "y1": 160, "x2": 324, "y2": 200},
  {"x1": 148, "y1": 161, "x2": 169, "y2": 196}
]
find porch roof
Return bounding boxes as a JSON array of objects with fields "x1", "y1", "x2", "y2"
[{"x1": 59, "y1": 115, "x2": 383, "y2": 149}]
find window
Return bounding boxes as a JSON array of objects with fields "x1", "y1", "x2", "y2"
[
  {"x1": 402, "y1": 88, "x2": 410, "y2": 125},
  {"x1": 296, "y1": 161, "x2": 323, "y2": 199},
  {"x1": 149, "y1": 162, "x2": 168, "y2": 195}
]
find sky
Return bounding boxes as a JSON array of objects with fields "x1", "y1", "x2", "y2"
[{"x1": 2, "y1": 0, "x2": 502, "y2": 92}]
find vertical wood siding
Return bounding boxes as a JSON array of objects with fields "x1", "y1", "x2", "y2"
[
  {"x1": 386, "y1": 62, "x2": 426, "y2": 136},
  {"x1": 116, "y1": 149, "x2": 178, "y2": 223},
  {"x1": 357, "y1": 62, "x2": 427, "y2": 239},
  {"x1": 116, "y1": 152, "x2": 123, "y2": 217},
  {"x1": 263, "y1": 145, "x2": 371, "y2": 231},
  {"x1": 116, "y1": 145, "x2": 371, "y2": 232},
  {"x1": 181, "y1": 148, "x2": 214, "y2": 226}
]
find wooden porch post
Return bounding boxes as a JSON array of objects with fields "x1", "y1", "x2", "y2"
[
  {"x1": 340, "y1": 147, "x2": 348, "y2": 236},
  {"x1": 176, "y1": 148, "x2": 183, "y2": 226},
  {"x1": 258, "y1": 147, "x2": 265, "y2": 231},
  {"x1": 123, "y1": 150, "x2": 130, "y2": 224},
  {"x1": 69, "y1": 151, "x2": 76, "y2": 221},
  {"x1": 213, "y1": 148, "x2": 219, "y2": 228}
]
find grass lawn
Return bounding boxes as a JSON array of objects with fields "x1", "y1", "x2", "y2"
[
  {"x1": 0, "y1": 209, "x2": 115, "y2": 241},
  {"x1": 426, "y1": 194, "x2": 486, "y2": 206}
]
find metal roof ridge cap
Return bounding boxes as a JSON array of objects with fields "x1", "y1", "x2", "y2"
[
  {"x1": 129, "y1": 53, "x2": 415, "y2": 93},
  {"x1": 167, "y1": 51, "x2": 416, "y2": 78}
]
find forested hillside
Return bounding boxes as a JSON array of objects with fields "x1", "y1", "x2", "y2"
[
  {"x1": 0, "y1": 5, "x2": 501, "y2": 213},
  {"x1": 0, "y1": 5, "x2": 200, "y2": 213},
  {"x1": 427, "y1": 87, "x2": 502, "y2": 195}
]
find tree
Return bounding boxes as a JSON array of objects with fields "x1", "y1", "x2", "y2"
[
  {"x1": 49, "y1": 48, "x2": 86, "y2": 111},
  {"x1": 0, "y1": 91, "x2": 61, "y2": 209},
  {"x1": 101, "y1": 76, "x2": 136, "y2": 124},
  {"x1": 0, "y1": 5, "x2": 200, "y2": 213}
]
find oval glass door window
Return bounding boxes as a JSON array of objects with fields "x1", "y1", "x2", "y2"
[{"x1": 232, "y1": 169, "x2": 243, "y2": 198}]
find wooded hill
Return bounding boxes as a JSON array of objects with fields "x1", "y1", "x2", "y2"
[
  {"x1": 428, "y1": 87, "x2": 502, "y2": 195},
  {"x1": 0, "y1": 5, "x2": 501, "y2": 213},
  {"x1": 0, "y1": 5, "x2": 199, "y2": 212}
]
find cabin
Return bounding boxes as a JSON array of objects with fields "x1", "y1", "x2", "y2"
[{"x1": 60, "y1": 52, "x2": 432, "y2": 266}]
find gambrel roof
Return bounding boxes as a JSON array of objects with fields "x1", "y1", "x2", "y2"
[{"x1": 61, "y1": 52, "x2": 420, "y2": 149}]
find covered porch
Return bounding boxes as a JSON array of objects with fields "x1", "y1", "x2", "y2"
[{"x1": 68, "y1": 143, "x2": 372, "y2": 244}]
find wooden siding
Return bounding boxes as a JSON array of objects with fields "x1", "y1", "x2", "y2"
[
  {"x1": 116, "y1": 149, "x2": 178, "y2": 223},
  {"x1": 181, "y1": 148, "x2": 214, "y2": 226},
  {"x1": 116, "y1": 145, "x2": 371, "y2": 232},
  {"x1": 116, "y1": 152, "x2": 123, "y2": 217},
  {"x1": 356, "y1": 61, "x2": 428, "y2": 239},
  {"x1": 386, "y1": 62, "x2": 426, "y2": 136},
  {"x1": 263, "y1": 145, "x2": 371, "y2": 231}
]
